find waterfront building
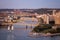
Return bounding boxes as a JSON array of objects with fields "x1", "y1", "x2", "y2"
[
  {"x1": 0, "y1": 13, "x2": 8, "y2": 23},
  {"x1": 53, "y1": 11, "x2": 60, "y2": 24}
]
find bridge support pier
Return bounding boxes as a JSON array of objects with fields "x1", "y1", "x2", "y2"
[{"x1": 8, "y1": 25, "x2": 14, "y2": 31}]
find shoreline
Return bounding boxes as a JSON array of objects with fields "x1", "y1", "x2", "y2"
[{"x1": 29, "y1": 32, "x2": 60, "y2": 37}]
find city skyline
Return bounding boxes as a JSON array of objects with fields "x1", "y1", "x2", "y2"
[{"x1": 0, "y1": 0, "x2": 60, "y2": 9}]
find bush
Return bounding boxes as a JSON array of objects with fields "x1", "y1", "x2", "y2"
[
  {"x1": 32, "y1": 24, "x2": 52, "y2": 33},
  {"x1": 32, "y1": 24, "x2": 60, "y2": 33},
  {"x1": 41, "y1": 28, "x2": 60, "y2": 34},
  {"x1": 56, "y1": 28, "x2": 60, "y2": 33}
]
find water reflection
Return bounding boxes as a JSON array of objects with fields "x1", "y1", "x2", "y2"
[{"x1": 7, "y1": 32, "x2": 14, "y2": 40}]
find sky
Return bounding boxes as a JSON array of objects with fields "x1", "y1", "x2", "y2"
[{"x1": 0, "y1": 0, "x2": 60, "y2": 9}]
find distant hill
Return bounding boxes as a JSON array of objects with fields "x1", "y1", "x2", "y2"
[
  {"x1": 0, "y1": 9, "x2": 14, "y2": 11},
  {"x1": 0, "y1": 8, "x2": 60, "y2": 14}
]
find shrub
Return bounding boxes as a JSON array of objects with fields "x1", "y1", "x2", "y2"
[{"x1": 32, "y1": 24, "x2": 52, "y2": 33}]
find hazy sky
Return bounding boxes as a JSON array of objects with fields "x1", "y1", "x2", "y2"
[{"x1": 0, "y1": 0, "x2": 60, "y2": 9}]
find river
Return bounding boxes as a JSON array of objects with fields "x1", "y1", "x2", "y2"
[{"x1": 0, "y1": 18, "x2": 60, "y2": 40}]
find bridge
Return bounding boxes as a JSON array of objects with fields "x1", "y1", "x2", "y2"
[
  {"x1": 0, "y1": 17, "x2": 39, "y2": 31},
  {"x1": 6, "y1": 22, "x2": 38, "y2": 31}
]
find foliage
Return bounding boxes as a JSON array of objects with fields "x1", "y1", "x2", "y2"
[
  {"x1": 32, "y1": 24, "x2": 52, "y2": 33},
  {"x1": 32, "y1": 24, "x2": 60, "y2": 33}
]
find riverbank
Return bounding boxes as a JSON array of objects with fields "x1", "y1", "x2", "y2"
[
  {"x1": 0, "y1": 19, "x2": 20, "y2": 26},
  {"x1": 29, "y1": 32, "x2": 60, "y2": 37},
  {"x1": 29, "y1": 24, "x2": 60, "y2": 37}
]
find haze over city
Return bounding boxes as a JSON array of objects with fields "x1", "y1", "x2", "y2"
[{"x1": 0, "y1": 0, "x2": 60, "y2": 9}]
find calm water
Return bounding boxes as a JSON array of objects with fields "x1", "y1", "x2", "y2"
[{"x1": 0, "y1": 20, "x2": 60, "y2": 40}]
